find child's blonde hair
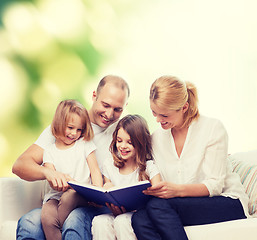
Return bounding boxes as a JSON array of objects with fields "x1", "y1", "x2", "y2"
[
  {"x1": 51, "y1": 99, "x2": 93, "y2": 141},
  {"x1": 110, "y1": 114, "x2": 152, "y2": 181}
]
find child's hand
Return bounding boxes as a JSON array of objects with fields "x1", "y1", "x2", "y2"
[
  {"x1": 43, "y1": 167, "x2": 70, "y2": 192},
  {"x1": 106, "y1": 203, "x2": 126, "y2": 216},
  {"x1": 103, "y1": 182, "x2": 114, "y2": 189}
]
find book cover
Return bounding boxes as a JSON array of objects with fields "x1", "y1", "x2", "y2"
[{"x1": 68, "y1": 180, "x2": 151, "y2": 212}]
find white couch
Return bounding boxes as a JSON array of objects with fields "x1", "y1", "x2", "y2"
[{"x1": 1, "y1": 151, "x2": 257, "y2": 240}]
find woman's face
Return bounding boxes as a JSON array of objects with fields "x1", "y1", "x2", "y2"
[{"x1": 150, "y1": 101, "x2": 186, "y2": 130}]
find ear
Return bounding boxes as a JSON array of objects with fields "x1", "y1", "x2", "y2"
[
  {"x1": 92, "y1": 90, "x2": 97, "y2": 101},
  {"x1": 182, "y1": 102, "x2": 189, "y2": 113}
]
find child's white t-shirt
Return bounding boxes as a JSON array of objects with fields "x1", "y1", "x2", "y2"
[
  {"x1": 102, "y1": 159, "x2": 160, "y2": 186},
  {"x1": 34, "y1": 122, "x2": 117, "y2": 171},
  {"x1": 43, "y1": 138, "x2": 96, "y2": 203}
]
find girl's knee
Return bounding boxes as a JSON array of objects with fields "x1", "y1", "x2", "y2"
[
  {"x1": 114, "y1": 213, "x2": 132, "y2": 228},
  {"x1": 92, "y1": 214, "x2": 114, "y2": 228}
]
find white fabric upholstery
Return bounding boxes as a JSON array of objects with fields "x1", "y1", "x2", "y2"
[
  {"x1": 0, "y1": 178, "x2": 46, "y2": 240},
  {"x1": 185, "y1": 218, "x2": 257, "y2": 240}
]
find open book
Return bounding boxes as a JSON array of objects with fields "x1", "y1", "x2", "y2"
[{"x1": 68, "y1": 180, "x2": 151, "y2": 212}]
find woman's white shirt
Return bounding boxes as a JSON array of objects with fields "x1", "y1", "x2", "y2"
[{"x1": 152, "y1": 115, "x2": 249, "y2": 217}]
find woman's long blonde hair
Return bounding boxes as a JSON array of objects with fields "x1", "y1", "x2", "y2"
[{"x1": 150, "y1": 76, "x2": 199, "y2": 128}]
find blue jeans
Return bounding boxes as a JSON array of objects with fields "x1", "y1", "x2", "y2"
[
  {"x1": 17, "y1": 206, "x2": 110, "y2": 240},
  {"x1": 132, "y1": 196, "x2": 246, "y2": 240}
]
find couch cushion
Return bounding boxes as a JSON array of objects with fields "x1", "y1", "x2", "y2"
[
  {"x1": 185, "y1": 218, "x2": 257, "y2": 240},
  {"x1": 229, "y1": 150, "x2": 257, "y2": 216},
  {"x1": 0, "y1": 220, "x2": 17, "y2": 240}
]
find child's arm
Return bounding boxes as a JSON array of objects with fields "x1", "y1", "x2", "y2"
[
  {"x1": 43, "y1": 162, "x2": 56, "y2": 171},
  {"x1": 43, "y1": 162, "x2": 72, "y2": 191},
  {"x1": 102, "y1": 176, "x2": 126, "y2": 216},
  {"x1": 150, "y1": 173, "x2": 162, "y2": 186},
  {"x1": 103, "y1": 176, "x2": 114, "y2": 189},
  {"x1": 86, "y1": 151, "x2": 103, "y2": 187}
]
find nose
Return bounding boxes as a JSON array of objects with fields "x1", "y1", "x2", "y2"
[
  {"x1": 71, "y1": 129, "x2": 77, "y2": 135},
  {"x1": 156, "y1": 115, "x2": 163, "y2": 123},
  {"x1": 105, "y1": 108, "x2": 114, "y2": 120},
  {"x1": 120, "y1": 141, "x2": 127, "y2": 149}
]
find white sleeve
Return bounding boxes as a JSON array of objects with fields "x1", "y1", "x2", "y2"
[
  {"x1": 34, "y1": 125, "x2": 55, "y2": 150},
  {"x1": 146, "y1": 160, "x2": 160, "y2": 180},
  {"x1": 42, "y1": 147, "x2": 55, "y2": 165},
  {"x1": 201, "y1": 120, "x2": 228, "y2": 197},
  {"x1": 102, "y1": 158, "x2": 114, "y2": 180},
  {"x1": 83, "y1": 139, "x2": 97, "y2": 158}
]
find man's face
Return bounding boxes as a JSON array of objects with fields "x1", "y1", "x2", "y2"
[{"x1": 90, "y1": 83, "x2": 128, "y2": 128}]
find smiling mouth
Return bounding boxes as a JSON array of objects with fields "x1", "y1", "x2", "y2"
[
  {"x1": 67, "y1": 136, "x2": 75, "y2": 141},
  {"x1": 119, "y1": 150, "x2": 130, "y2": 155},
  {"x1": 101, "y1": 115, "x2": 112, "y2": 124}
]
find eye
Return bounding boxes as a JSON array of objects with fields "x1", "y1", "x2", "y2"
[
  {"x1": 114, "y1": 108, "x2": 123, "y2": 113},
  {"x1": 102, "y1": 102, "x2": 110, "y2": 108}
]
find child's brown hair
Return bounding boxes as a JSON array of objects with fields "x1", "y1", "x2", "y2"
[{"x1": 110, "y1": 114, "x2": 153, "y2": 181}]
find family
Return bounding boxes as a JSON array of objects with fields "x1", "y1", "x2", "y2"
[{"x1": 12, "y1": 75, "x2": 249, "y2": 240}]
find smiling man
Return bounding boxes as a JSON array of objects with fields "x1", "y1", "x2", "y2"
[{"x1": 12, "y1": 74, "x2": 130, "y2": 240}]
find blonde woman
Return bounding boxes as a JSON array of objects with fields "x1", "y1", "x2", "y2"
[{"x1": 132, "y1": 76, "x2": 249, "y2": 240}]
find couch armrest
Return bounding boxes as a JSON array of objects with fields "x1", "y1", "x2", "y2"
[{"x1": 0, "y1": 177, "x2": 44, "y2": 223}]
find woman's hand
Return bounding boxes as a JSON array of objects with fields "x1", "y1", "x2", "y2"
[
  {"x1": 143, "y1": 181, "x2": 183, "y2": 199},
  {"x1": 106, "y1": 203, "x2": 126, "y2": 217}
]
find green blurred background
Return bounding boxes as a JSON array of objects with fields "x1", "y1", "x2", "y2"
[
  {"x1": 1, "y1": 0, "x2": 257, "y2": 177},
  {"x1": 0, "y1": 0, "x2": 140, "y2": 176}
]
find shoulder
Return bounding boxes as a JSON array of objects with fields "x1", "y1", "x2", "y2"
[
  {"x1": 191, "y1": 115, "x2": 228, "y2": 143},
  {"x1": 152, "y1": 127, "x2": 171, "y2": 143},
  {"x1": 103, "y1": 157, "x2": 115, "y2": 168},
  {"x1": 76, "y1": 138, "x2": 96, "y2": 154},
  {"x1": 105, "y1": 121, "x2": 118, "y2": 135},
  {"x1": 35, "y1": 125, "x2": 55, "y2": 150},
  {"x1": 77, "y1": 138, "x2": 95, "y2": 147},
  {"x1": 193, "y1": 115, "x2": 226, "y2": 133},
  {"x1": 146, "y1": 160, "x2": 160, "y2": 179},
  {"x1": 146, "y1": 160, "x2": 158, "y2": 171}
]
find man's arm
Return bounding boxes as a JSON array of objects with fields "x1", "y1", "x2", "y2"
[
  {"x1": 12, "y1": 144, "x2": 70, "y2": 191},
  {"x1": 12, "y1": 144, "x2": 46, "y2": 181}
]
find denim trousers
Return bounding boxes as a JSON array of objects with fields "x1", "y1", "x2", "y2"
[
  {"x1": 132, "y1": 196, "x2": 246, "y2": 240},
  {"x1": 16, "y1": 206, "x2": 110, "y2": 240}
]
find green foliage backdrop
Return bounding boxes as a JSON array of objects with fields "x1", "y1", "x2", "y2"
[{"x1": 0, "y1": 0, "x2": 140, "y2": 176}]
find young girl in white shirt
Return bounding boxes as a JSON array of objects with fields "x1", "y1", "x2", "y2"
[
  {"x1": 91, "y1": 114, "x2": 161, "y2": 240},
  {"x1": 41, "y1": 99, "x2": 103, "y2": 240}
]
